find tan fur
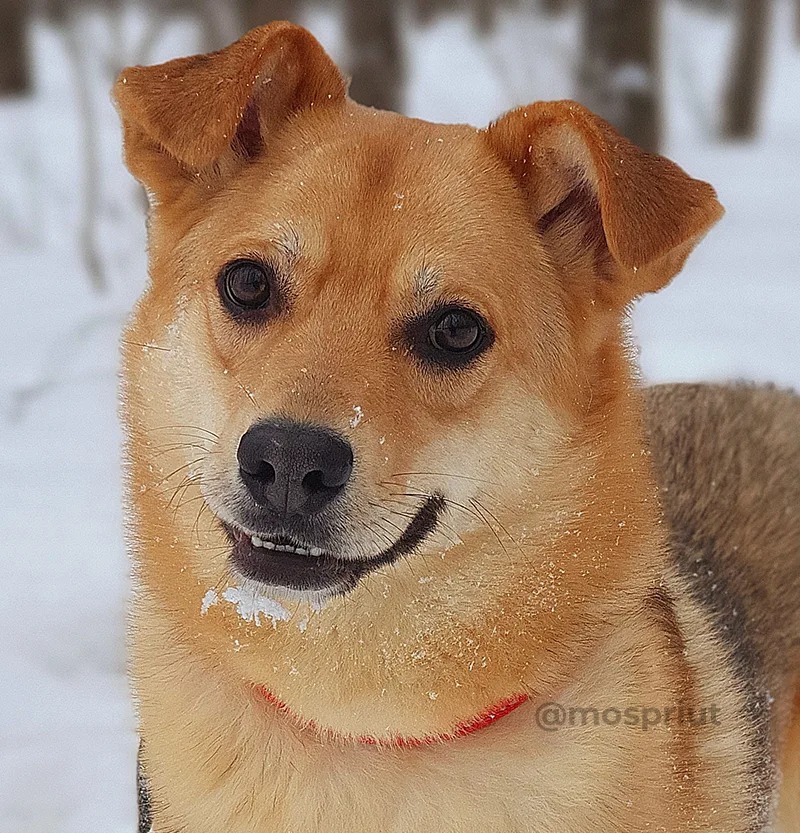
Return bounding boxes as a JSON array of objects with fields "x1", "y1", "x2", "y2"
[
  {"x1": 114, "y1": 23, "x2": 798, "y2": 832},
  {"x1": 645, "y1": 383, "x2": 800, "y2": 832},
  {"x1": 778, "y1": 700, "x2": 800, "y2": 831}
]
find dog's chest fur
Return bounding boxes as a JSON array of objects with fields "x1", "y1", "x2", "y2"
[{"x1": 136, "y1": 594, "x2": 756, "y2": 833}]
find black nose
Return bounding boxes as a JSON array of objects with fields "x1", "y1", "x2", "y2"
[{"x1": 237, "y1": 419, "x2": 354, "y2": 517}]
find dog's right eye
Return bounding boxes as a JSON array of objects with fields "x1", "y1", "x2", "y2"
[
  {"x1": 403, "y1": 303, "x2": 494, "y2": 370},
  {"x1": 217, "y1": 259, "x2": 274, "y2": 316}
]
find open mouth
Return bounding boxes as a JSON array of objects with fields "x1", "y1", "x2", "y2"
[{"x1": 222, "y1": 493, "x2": 445, "y2": 594}]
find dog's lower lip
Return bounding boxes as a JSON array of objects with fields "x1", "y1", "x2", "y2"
[
  {"x1": 227, "y1": 530, "x2": 355, "y2": 592},
  {"x1": 222, "y1": 493, "x2": 444, "y2": 593}
]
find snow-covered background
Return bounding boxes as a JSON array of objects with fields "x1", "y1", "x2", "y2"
[{"x1": 1, "y1": 3, "x2": 798, "y2": 831}]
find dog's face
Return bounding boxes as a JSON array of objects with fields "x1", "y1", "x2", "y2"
[
  {"x1": 150, "y1": 112, "x2": 575, "y2": 603},
  {"x1": 116, "y1": 24, "x2": 721, "y2": 739}
]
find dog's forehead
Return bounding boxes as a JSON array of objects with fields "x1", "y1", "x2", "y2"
[
  {"x1": 209, "y1": 109, "x2": 524, "y2": 298},
  {"x1": 287, "y1": 107, "x2": 486, "y2": 184},
  {"x1": 267, "y1": 117, "x2": 495, "y2": 225}
]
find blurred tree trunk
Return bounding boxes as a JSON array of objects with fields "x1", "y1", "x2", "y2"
[
  {"x1": 473, "y1": 0, "x2": 496, "y2": 34},
  {"x1": 413, "y1": 0, "x2": 458, "y2": 26},
  {"x1": 345, "y1": 0, "x2": 404, "y2": 112},
  {"x1": 540, "y1": 0, "x2": 570, "y2": 14},
  {"x1": 0, "y1": 0, "x2": 31, "y2": 95},
  {"x1": 240, "y1": 0, "x2": 302, "y2": 29},
  {"x1": 63, "y1": 9, "x2": 106, "y2": 292},
  {"x1": 722, "y1": 0, "x2": 770, "y2": 139},
  {"x1": 577, "y1": 0, "x2": 661, "y2": 152},
  {"x1": 796, "y1": 0, "x2": 800, "y2": 45}
]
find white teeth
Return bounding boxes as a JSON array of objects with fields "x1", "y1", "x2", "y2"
[{"x1": 248, "y1": 535, "x2": 319, "y2": 555}]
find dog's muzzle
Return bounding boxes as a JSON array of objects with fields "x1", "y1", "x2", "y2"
[{"x1": 220, "y1": 418, "x2": 445, "y2": 595}]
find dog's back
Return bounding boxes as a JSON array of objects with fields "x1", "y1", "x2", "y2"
[{"x1": 645, "y1": 383, "x2": 800, "y2": 826}]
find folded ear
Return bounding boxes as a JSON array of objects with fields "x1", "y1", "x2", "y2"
[
  {"x1": 484, "y1": 101, "x2": 723, "y2": 306},
  {"x1": 113, "y1": 22, "x2": 346, "y2": 204}
]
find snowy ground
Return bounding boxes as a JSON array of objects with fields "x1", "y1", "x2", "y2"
[{"x1": 1, "y1": 3, "x2": 798, "y2": 831}]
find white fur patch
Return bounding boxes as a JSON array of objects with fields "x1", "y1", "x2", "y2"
[
  {"x1": 200, "y1": 589, "x2": 219, "y2": 615},
  {"x1": 200, "y1": 584, "x2": 293, "y2": 628},
  {"x1": 349, "y1": 405, "x2": 364, "y2": 428},
  {"x1": 221, "y1": 585, "x2": 291, "y2": 628}
]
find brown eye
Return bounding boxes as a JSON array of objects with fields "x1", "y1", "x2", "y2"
[
  {"x1": 429, "y1": 308, "x2": 483, "y2": 353},
  {"x1": 404, "y1": 303, "x2": 492, "y2": 369},
  {"x1": 218, "y1": 259, "x2": 273, "y2": 314}
]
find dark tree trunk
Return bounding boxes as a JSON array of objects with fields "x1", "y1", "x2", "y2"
[
  {"x1": 412, "y1": 0, "x2": 459, "y2": 26},
  {"x1": 540, "y1": 0, "x2": 570, "y2": 15},
  {"x1": 722, "y1": 0, "x2": 770, "y2": 139},
  {"x1": 577, "y1": 0, "x2": 661, "y2": 153},
  {"x1": 796, "y1": 0, "x2": 800, "y2": 44},
  {"x1": 0, "y1": 0, "x2": 31, "y2": 95},
  {"x1": 344, "y1": 0, "x2": 405, "y2": 112},
  {"x1": 473, "y1": 0, "x2": 496, "y2": 34}
]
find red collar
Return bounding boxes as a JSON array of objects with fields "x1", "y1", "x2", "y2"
[{"x1": 256, "y1": 686, "x2": 529, "y2": 747}]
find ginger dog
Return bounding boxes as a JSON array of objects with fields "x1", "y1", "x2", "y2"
[{"x1": 114, "y1": 23, "x2": 800, "y2": 833}]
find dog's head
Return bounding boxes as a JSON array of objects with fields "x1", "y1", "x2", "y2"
[{"x1": 116, "y1": 23, "x2": 722, "y2": 741}]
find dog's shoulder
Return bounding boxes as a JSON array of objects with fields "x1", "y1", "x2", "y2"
[{"x1": 644, "y1": 382, "x2": 800, "y2": 703}]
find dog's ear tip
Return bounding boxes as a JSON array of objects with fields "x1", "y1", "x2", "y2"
[
  {"x1": 485, "y1": 99, "x2": 590, "y2": 129},
  {"x1": 694, "y1": 184, "x2": 726, "y2": 236},
  {"x1": 112, "y1": 66, "x2": 134, "y2": 99},
  {"x1": 112, "y1": 63, "x2": 166, "y2": 121},
  {"x1": 113, "y1": 22, "x2": 345, "y2": 197},
  {"x1": 486, "y1": 98, "x2": 724, "y2": 302},
  {"x1": 249, "y1": 19, "x2": 310, "y2": 37},
  {"x1": 112, "y1": 67, "x2": 143, "y2": 116}
]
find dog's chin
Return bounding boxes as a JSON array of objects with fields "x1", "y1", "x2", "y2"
[{"x1": 219, "y1": 492, "x2": 445, "y2": 598}]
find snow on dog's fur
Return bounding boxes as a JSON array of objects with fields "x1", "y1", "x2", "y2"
[{"x1": 115, "y1": 23, "x2": 800, "y2": 832}]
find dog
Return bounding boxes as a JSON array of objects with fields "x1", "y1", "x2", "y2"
[{"x1": 114, "y1": 22, "x2": 800, "y2": 833}]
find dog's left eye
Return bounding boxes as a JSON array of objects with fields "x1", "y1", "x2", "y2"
[
  {"x1": 430, "y1": 309, "x2": 484, "y2": 353},
  {"x1": 217, "y1": 259, "x2": 274, "y2": 315},
  {"x1": 406, "y1": 304, "x2": 493, "y2": 369}
]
